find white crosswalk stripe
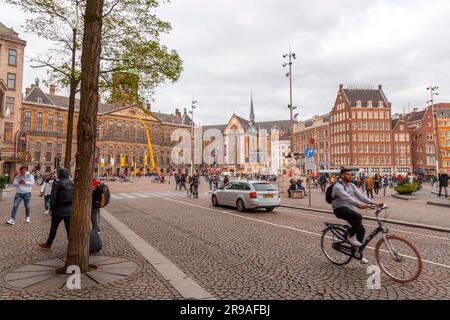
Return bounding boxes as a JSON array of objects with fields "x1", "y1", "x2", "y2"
[{"x1": 111, "y1": 190, "x2": 211, "y2": 201}]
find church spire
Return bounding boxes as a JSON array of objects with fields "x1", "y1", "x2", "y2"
[{"x1": 250, "y1": 89, "x2": 255, "y2": 124}]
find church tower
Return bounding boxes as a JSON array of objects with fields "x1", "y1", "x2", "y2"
[{"x1": 249, "y1": 89, "x2": 255, "y2": 125}]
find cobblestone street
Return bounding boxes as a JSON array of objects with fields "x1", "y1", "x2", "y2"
[{"x1": 1, "y1": 179, "x2": 449, "y2": 300}]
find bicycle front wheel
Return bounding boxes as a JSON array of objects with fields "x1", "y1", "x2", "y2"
[
  {"x1": 187, "y1": 189, "x2": 192, "y2": 198},
  {"x1": 321, "y1": 227, "x2": 353, "y2": 266},
  {"x1": 375, "y1": 235, "x2": 423, "y2": 283}
]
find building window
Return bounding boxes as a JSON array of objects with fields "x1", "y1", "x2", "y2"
[
  {"x1": 3, "y1": 123, "x2": 13, "y2": 141},
  {"x1": 48, "y1": 122, "x2": 53, "y2": 133},
  {"x1": 46, "y1": 151, "x2": 52, "y2": 162},
  {"x1": 34, "y1": 152, "x2": 41, "y2": 162},
  {"x1": 5, "y1": 97, "x2": 14, "y2": 116},
  {"x1": 7, "y1": 73, "x2": 16, "y2": 90},
  {"x1": 8, "y1": 49, "x2": 17, "y2": 66},
  {"x1": 367, "y1": 101, "x2": 373, "y2": 108},
  {"x1": 378, "y1": 101, "x2": 383, "y2": 108}
]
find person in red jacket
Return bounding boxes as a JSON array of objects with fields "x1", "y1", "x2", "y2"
[{"x1": 91, "y1": 177, "x2": 101, "y2": 232}]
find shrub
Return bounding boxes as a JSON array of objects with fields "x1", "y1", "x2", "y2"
[
  {"x1": 0, "y1": 176, "x2": 8, "y2": 190},
  {"x1": 395, "y1": 183, "x2": 418, "y2": 195}
]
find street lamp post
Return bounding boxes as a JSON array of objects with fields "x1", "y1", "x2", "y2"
[
  {"x1": 283, "y1": 49, "x2": 297, "y2": 156},
  {"x1": 427, "y1": 85, "x2": 440, "y2": 175},
  {"x1": 189, "y1": 98, "x2": 198, "y2": 176}
]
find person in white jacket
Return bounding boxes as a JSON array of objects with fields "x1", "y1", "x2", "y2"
[
  {"x1": 40, "y1": 172, "x2": 55, "y2": 215},
  {"x1": 6, "y1": 166, "x2": 35, "y2": 225}
]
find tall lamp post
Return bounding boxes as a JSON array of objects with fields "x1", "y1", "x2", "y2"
[
  {"x1": 283, "y1": 49, "x2": 297, "y2": 156},
  {"x1": 427, "y1": 85, "x2": 440, "y2": 175},
  {"x1": 188, "y1": 98, "x2": 198, "y2": 176}
]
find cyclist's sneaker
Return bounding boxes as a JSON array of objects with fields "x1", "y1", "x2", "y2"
[
  {"x1": 347, "y1": 235, "x2": 363, "y2": 247},
  {"x1": 360, "y1": 257, "x2": 369, "y2": 264},
  {"x1": 6, "y1": 219, "x2": 15, "y2": 225},
  {"x1": 25, "y1": 217, "x2": 31, "y2": 223}
]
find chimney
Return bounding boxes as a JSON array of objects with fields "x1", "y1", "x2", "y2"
[
  {"x1": 339, "y1": 84, "x2": 343, "y2": 90},
  {"x1": 25, "y1": 87, "x2": 31, "y2": 96},
  {"x1": 175, "y1": 108, "x2": 181, "y2": 117},
  {"x1": 378, "y1": 84, "x2": 383, "y2": 90},
  {"x1": 49, "y1": 84, "x2": 56, "y2": 95}
]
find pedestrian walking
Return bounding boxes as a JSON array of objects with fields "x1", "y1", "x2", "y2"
[
  {"x1": 438, "y1": 171, "x2": 449, "y2": 198},
  {"x1": 40, "y1": 172, "x2": 55, "y2": 215},
  {"x1": 6, "y1": 166, "x2": 35, "y2": 225},
  {"x1": 38, "y1": 168, "x2": 73, "y2": 250},
  {"x1": 319, "y1": 174, "x2": 327, "y2": 193},
  {"x1": 365, "y1": 176, "x2": 374, "y2": 199},
  {"x1": 382, "y1": 175, "x2": 389, "y2": 197}
]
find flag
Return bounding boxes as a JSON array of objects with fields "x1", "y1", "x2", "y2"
[{"x1": 120, "y1": 154, "x2": 126, "y2": 167}]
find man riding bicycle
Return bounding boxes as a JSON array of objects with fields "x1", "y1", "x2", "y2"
[
  {"x1": 189, "y1": 173, "x2": 199, "y2": 195},
  {"x1": 331, "y1": 168, "x2": 383, "y2": 263}
]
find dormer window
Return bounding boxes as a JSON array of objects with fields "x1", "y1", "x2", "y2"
[
  {"x1": 367, "y1": 100, "x2": 373, "y2": 108},
  {"x1": 378, "y1": 101, "x2": 383, "y2": 108},
  {"x1": 356, "y1": 100, "x2": 362, "y2": 108},
  {"x1": 36, "y1": 98, "x2": 42, "y2": 104}
]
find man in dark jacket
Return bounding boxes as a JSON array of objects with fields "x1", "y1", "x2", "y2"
[
  {"x1": 438, "y1": 171, "x2": 449, "y2": 198},
  {"x1": 38, "y1": 168, "x2": 73, "y2": 250}
]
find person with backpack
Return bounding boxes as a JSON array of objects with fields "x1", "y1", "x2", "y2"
[
  {"x1": 319, "y1": 174, "x2": 327, "y2": 193},
  {"x1": 326, "y1": 168, "x2": 383, "y2": 263},
  {"x1": 92, "y1": 177, "x2": 101, "y2": 232},
  {"x1": 38, "y1": 168, "x2": 73, "y2": 250}
]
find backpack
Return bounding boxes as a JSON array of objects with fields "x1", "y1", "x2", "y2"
[
  {"x1": 325, "y1": 181, "x2": 345, "y2": 204},
  {"x1": 93, "y1": 183, "x2": 110, "y2": 209},
  {"x1": 58, "y1": 182, "x2": 74, "y2": 206}
]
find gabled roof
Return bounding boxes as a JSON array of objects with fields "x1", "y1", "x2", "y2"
[
  {"x1": 0, "y1": 21, "x2": 26, "y2": 44},
  {"x1": 405, "y1": 109, "x2": 427, "y2": 122},
  {"x1": 342, "y1": 86, "x2": 390, "y2": 108},
  {"x1": 391, "y1": 118, "x2": 400, "y2": 129},
  {"x1": 157, "y1": 112, "x2": 193, "y2": 126}
]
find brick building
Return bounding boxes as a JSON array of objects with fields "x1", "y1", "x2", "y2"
[
  {"x1": 21, "y1": 83, "x2": 193, "y2": 176},
  {"x1": 391, "y1": 113, "x2": 413, "y2": 174},
  {"x1": 0, "y1": 22, "x2": 26, "y2": 178},
  {"x1": 405, "y1": 103, "x2": 450, "y2": 175},
  {"x1": 330, "y1": 84, "x2": 394, "y2": 176},
  {"x1": 293, "y1": 113, "x2": 331, "y2": 172}
]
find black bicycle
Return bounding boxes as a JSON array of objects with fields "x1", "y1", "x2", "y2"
[
  {"x1": 187, "y1": 185, "x2": 199, "y2": 199},
  {"x1": 321, "y1": 205, "x2": 423, "y2": 283}
]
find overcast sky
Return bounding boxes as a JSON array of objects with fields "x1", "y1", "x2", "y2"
[{"x1": 1, "y1": 0, "x2": 449, "y2": 125}]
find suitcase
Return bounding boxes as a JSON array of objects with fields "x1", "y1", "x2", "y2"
[{"x1": 89, "y1": 229, "x2": 102, "y2": 253}]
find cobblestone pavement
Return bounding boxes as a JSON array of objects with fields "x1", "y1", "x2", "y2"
[
  {"x1": 0, "y1": 187, "x2": 182, "y2": 300},
  {"x1": 104, "y1": 180, "x2": 450, "y2": 300}
]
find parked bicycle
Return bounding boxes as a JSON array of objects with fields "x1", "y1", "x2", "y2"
[{"x1": 321, "y1": 205, "x2": 423, "y2": 283}]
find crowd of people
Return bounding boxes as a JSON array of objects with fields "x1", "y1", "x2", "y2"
[{"x1": 4, "y1": 166, "x2": 106, "y2": 253}]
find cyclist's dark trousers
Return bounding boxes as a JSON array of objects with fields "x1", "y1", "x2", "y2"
[{"x1": 334, "y1": 207, "x2": 365, "y2": 243}]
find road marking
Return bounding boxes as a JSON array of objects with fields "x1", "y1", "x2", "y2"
[
  {"x1": 129, "y1": 192, "x2": 149, "y2": 198},
  {"x1": 101, "y1": 208, "x2": 215, "y2": 300},
  {"x1": 164, "y1": 198, "x2": 450, "y2": 270},
  {"x1": 277, "y1": 208, "x2": 450, "y2": 242},
  {"x1": 118, "y1": 193, "x2": 137, "y2": 199},
  {"x1": 140, "y1": 192, "x2": 162, "y2": 197},
  {"x1": 111, "y1": 194, "x2": 125, "y2": 200}
]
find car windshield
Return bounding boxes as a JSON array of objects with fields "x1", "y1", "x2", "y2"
[{"x1": 252, "y1": 183, "x2": 277, "y2": 192}]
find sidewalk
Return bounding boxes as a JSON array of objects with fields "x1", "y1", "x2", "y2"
[
  {"x1": 280, "y1": 184, "x2": 450, "y2": 229},
  {"x1": 0, "y1": 187, "x2": 182, "y2": 299}
]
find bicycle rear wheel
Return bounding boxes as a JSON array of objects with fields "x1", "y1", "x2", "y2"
[
  {"x1": 375, "y1": 235, "x2": 423, "y2": 283},
  {"x1": 321, "y1": 227, "x2": 353, "y2": 266}
]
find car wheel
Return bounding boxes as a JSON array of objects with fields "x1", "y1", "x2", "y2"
[
  {"x1": 236, "y1": 199, "x2": 246, "y2": 212},
  {"x1": 265, "y1": 208, "x2": 274, "y2": 212},
  {"x1": 212, "y1": 195, "x2": 219, "y2": 207}
]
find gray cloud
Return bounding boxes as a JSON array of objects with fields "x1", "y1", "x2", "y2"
[{"x1": 1, "y1": 0, "x2": 449, "y2": 124}]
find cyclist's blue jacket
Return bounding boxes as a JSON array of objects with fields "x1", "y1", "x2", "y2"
[{"x1": 331, "y1": 181, "x2": 373, "y2": 211}]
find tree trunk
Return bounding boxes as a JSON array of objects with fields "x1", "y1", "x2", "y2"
[
  {"x1": 64, "y1": 28, "x2": 79, "y2": 173},
  {"x1": 65, "y1": 0, "x2": 104, "y2": 273}
]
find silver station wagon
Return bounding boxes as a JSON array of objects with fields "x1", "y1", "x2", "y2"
[{"x1": 211, "y1": 181, "x2": 280, "y2": 212}]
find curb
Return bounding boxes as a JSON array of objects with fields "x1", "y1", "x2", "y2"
[
  {"x1": 391, "y1": 194, "x2": 418, "y2": 201},
  {"x1": 427, "y1": 201, "x2": 450, "y2": 208},
  {"x1": 280, "y1": 205, "x2": 450, "y2": 234},
  {"x1": 101, "y1": 208, "x2": 215, "y2": 300}
]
